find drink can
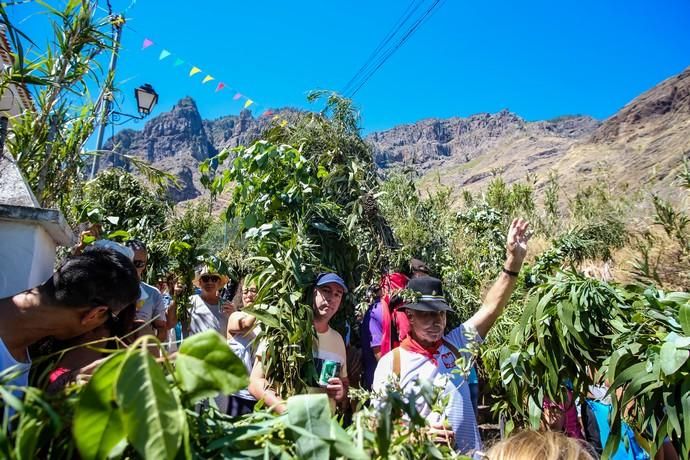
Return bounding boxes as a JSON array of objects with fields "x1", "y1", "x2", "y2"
[{"x1": 318, "y1": 360, "x2": 341, "y2": 387}]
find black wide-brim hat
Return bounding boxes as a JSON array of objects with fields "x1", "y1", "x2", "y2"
[{"x1": 403, "y1": 276, "x2": 452, "y2": 312}]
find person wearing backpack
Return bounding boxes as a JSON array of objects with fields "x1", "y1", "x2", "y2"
[{"x1": 372, "y1": 218, "x2": 530, "y2": 455}]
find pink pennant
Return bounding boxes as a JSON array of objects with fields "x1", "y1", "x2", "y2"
[
  {"x1": 261, "y1": 110, "x2": 274, "y2": 117},
  {"x1": 232, "y1": 93, "x2": 242, "y2": 101},
  {"x1": 215, "y1": 82, "x2": 226, "y2": 92},
  {"x1": 141, "y1": 38, "x2": 154, "y2": 50}
]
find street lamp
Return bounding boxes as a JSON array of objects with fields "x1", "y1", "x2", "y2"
[
  {"x1": 111, "y1": 84, "x2": 159, "y2": 123},
  {"x1": 134, "y1": 84, "x2": 158, "y2": 116},
  {"x1": 89, "y1": 82, "x2": 160, "y2": 179}
]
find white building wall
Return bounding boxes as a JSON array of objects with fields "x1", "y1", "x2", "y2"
[{"x1": 0, "y1": 221, "x2": 56, "y2": 297}]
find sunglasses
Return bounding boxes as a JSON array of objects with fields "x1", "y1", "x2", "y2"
[
  {"x1": 200, "y1": 275, "x2": 220, "y2": 283},
  {"x1": 133, "y1": 260, "x2": 147, "y2": 268}
]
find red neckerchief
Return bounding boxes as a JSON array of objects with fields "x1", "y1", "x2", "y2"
[{"x1": 400, "y1": 335, "x2": 442, "y2": 365}]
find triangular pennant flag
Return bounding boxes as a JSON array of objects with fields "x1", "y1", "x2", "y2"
[
  {"x1": 261, "y1": 110, "x2": 274, "y2": 117},
  {"x1": 244, "y1": 99, "x2": 254, "y2": 109},
  {"x1": 173, "y1": 58, "x2": 184, "y2": 67},
  {"x1": 202, "y1": 75, "x2": 214, "y2": 84},
  {"x1": 158, "y1": 49, "x2": 171, "y2": 60},
  {"x1": 189, "y1": 67, "x2": 202, "y2": 77},
  {"x1": 215, "y1": 82, "x2": 226, "y2": 92},
  {"x1": 232, "y1": 93, "x2": 242, "y2": 101},
  {"x1": 141, "y1": 38, "x2": 154, "y2": 50}
]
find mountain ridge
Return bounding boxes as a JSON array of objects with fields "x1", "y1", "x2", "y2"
[{"x1": 100, "y1": 65, "x2": 690, "y2": 203}]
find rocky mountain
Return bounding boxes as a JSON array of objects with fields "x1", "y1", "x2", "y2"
[{"x1": 100, "y1": 66, "x2": 690, "y2": 203}]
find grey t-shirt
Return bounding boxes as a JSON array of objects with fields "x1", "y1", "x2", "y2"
[
  {"x1": 135, "y1": 282, "x2": 166, "y2": 323},
  {"x1": 188, "y1": 295, "x2": 227, "y2": 336}
]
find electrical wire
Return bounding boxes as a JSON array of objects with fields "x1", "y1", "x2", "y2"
[
  {"x1": 344, "y1": 0, "x2": 447, "y2": 98},
  {"x1": 340, "y1": 0, "x2": 425, "y2": 96}
]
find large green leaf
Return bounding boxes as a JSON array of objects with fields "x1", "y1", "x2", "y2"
[
  {"x1": 115, "y1": 345, "x2": 185, "y2": 460},
  {"x1": 73, "y1": 353, "x2": 126, "y2": 460},
  {"x1": 660, "y1": 334, "x2": 690, "y2": 376},
  {"x1": 175, "y1": 330, "x2": 248, "y2": 401},
  {"x1": 680, "y1": 301, "x2": 690, "y2": 336},
  {"x1": 287, "y1": 394, "x2": 335, "y2": 460}
]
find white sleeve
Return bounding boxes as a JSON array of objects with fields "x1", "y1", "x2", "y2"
[
  {"x1": 446, "y1": 323, "x2": 484, "y2": 350},
  {"x1": 371, "y1": 352, "x2": 395, "y2": 393}
]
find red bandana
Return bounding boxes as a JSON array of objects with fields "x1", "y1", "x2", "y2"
[{"x1": 400, "y1": 336, "x2": 442, "y2": 365}]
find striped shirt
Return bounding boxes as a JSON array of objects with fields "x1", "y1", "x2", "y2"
[{"x1": 372, "y1": 323, "x2": 482, "y2": 454}]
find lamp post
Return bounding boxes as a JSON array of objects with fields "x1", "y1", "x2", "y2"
[{"x1": 88, "y1": 14, "x2": 160, "y2": 179}]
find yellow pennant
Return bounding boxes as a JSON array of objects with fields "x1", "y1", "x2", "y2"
[
  {"x1": 189, "y1": 67, "x2": 202, "y2": 77},
  {"x1": 244, "y1": 99, "x2": 254, "y2": 108},
  {"x1": 202, "y1": 75, "x2": 214, "y2": 84}
]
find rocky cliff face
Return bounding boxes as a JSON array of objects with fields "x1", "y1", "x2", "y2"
[
  {"x1": 100, "y1": 66, "x2": 690, "y2": 203},
  {"x1": 366, "y1": 111, "x2": 600, "y2": 175}
]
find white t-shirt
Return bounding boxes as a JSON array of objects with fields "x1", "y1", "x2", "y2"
[
  {"x1": 188, "y1": 295, "x2": 227, "y2": 336},
  {"x1": 372, "y1": 324, "x2": 482, "y2": 454},
  {"x1": 254, "y1": 326, "x2": 348, "y2": 412},
  {"x1": 227, "y1": 325, "x2": 261, "y2": 400}
]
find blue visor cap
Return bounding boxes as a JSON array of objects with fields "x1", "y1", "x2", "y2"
[{"x1": 316, "y1": 273, "x2": 348, "y2": 293}]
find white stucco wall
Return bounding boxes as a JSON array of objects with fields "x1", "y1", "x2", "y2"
[{"x1": 0, "y1": 221, "x2": 56, "y2": 297}]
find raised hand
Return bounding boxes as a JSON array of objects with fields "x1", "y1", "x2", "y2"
[{"x1": 506, "y1": 218, "x2": 530, "y2": 270}]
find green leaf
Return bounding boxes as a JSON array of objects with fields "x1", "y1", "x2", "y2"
[
  {"x1": 175, "y1": 330, "x2": 249, "y2": 401},
  {"x1": 115, "y1": 344, "x2": 185, "y2": 460},
  {"x1": 287, "y1": 394, "x2": 332, "y2": 439},
  {"x1": 660, "y1": 337, "x2": 689, "y2": 376},
  {"x1": 74, "y1": 353, "x2": 126, "y2": 460},
  {"x1": 106, "y1": 229, "x2": 129, "y2": 240},
  {"x1": 14, "y1": 393, "x2": 45, "y2": 460},
  {"x1": 680, "y1": 301, "x2": 690, "y2": 336}
]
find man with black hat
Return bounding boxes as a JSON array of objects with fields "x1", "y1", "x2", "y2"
[{"x1": 372, "y1": 218, "x2": 530, "y2": 454}]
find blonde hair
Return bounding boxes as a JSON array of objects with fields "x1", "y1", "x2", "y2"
[{"x1": 486, "y1": 430, "x2": 594, "y2": 460}]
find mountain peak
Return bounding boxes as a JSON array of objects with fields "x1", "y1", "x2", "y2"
[{"x1": 592, "y1": 65, "x2": 690, "y2": 143}]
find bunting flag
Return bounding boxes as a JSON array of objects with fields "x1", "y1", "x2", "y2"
[{"x1": 136, "y1": 34, "x2": 266, "y2": 114}]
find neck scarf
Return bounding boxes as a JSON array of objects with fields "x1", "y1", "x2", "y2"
[{"x1": 400, "y1": 335, "x2": 442, "y2": 365}]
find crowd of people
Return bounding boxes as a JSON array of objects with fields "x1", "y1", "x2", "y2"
[{"x1": 0, "y1": 218, "x2": 680, "y2": 459}]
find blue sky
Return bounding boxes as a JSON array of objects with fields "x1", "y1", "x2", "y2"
[{"x1": 10, "y1": 0, "x2": 690, "y2": 135}]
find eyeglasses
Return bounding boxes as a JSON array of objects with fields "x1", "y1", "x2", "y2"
[
  {"x1": 200, "y1": 275, "x2": 220, "y2": 283},
  {"x1": 242, "y1": 287, "x2": 258, "y2": 294},
  {"x1": 133, "y1": 260, "x2": 147, "y2": 268}
]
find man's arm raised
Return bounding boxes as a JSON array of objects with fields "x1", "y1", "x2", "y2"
[{"x1": 465, "y1": 218, "x2": 530, "y2": 339}]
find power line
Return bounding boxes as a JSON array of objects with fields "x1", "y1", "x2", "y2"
[
  {"x1": 341, "y1": 0, "x2": 425, "y2": 96},
  {"x1": 344, "y1": 0, "x2": 447, "y2": 98}
]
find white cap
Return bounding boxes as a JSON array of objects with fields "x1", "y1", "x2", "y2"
[{"x1": 91, "y1": 239, "x2": 134, "y2": 261}]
